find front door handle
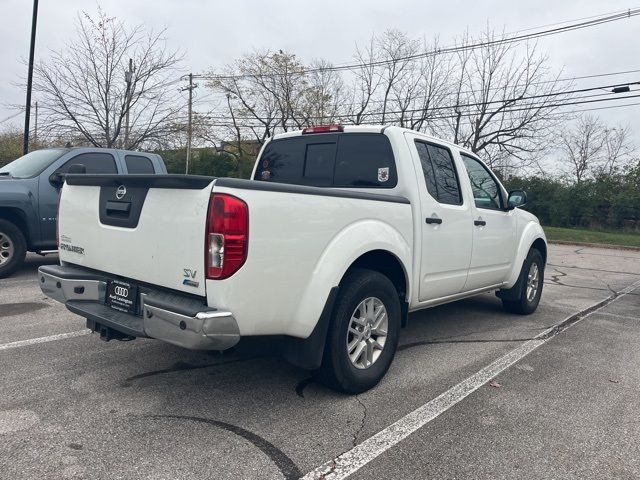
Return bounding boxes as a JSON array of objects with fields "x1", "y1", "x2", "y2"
[
  {"x1": 425, "y1": 217, "x2": 443, "y2": 224},
  {"x1": 474, "y1": 219, "x2": 486, "y2": 226}
]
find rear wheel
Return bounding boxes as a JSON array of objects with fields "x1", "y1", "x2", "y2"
[
  {"x1": 0, "y1": 219, "x2": 27, "y2": 278},
  {"x1": 316, "y1": 269, "x2": 401, "y2": 394},
  {"x1": 501, "y1": 248, "x2": 544, "y2": 315}
]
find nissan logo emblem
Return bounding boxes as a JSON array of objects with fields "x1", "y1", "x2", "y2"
[
  {"x1": 116, "y1": 185, "x2": 127, "y2": 199},
  {"x1": 114, "y1": 286, "x2": 129, "y2": 296}
]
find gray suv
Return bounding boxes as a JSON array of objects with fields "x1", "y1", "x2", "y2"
[{"x1": 0, "y1": 148, "x2": 166, "y2": 277}]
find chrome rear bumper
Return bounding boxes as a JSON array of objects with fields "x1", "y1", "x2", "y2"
[{"x1": 38, "y1": 265, "x2": 240, "y2": 351}]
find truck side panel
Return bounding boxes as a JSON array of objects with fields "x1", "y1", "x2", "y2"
[{"x1": 206, "y1": 185, "x2": 413, "y2": 338}]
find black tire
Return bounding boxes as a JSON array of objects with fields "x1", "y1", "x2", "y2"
[
  {"x1": 501, "y1": 248, "x2": 544, "y2": 315},
  {"x1": 0, "y1": 219, "x2": 27, "y2": 279},
  {"x1": 315, "y1": 268, "x2": 401, "y2": 394}
]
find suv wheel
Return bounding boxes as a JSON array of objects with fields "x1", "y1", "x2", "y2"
[
  {"x1": 316, "y1": 268, "x2": 401, "y2": 394},
  {"x1": 500, "y1": 248, "x2": 544, "y2": 315},
  {"x1": 0, "y1": 219, "x2": 27, "y2": 278}
]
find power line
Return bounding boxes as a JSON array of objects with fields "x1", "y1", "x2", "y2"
[
  {"x1": 190, "y1": 68, "x2": 640, "y2": 114},
  {"x1": 185, "y1": 93, "x2": 640, "y2": 130},
  {"x1": 0, "y1": 111, "x2": 24, "y2": 124},
  {"x1": 195, "y1": 8, "x2": 640, "y2": 80},
  {"x1": 188, "y1": 80, "x2": 640, "y2": 123}
]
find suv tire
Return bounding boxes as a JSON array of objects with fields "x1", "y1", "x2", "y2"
[
  {"x1": 316, "y1": 268, "x2": 401, "y2": 394},
  {"x1": 500, "y1": 248, "x2": 544, "y2": 315},
  {"x1": 0, "y1": 219, "x2": 27, "y2": 278}
]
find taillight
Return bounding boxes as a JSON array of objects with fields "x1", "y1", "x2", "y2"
[
  {"x1": 205, "y1": 193, "x2": 248, "y2": 280},
  {"x1": 302, "y1": 124, "x2": 343, "y2": 134},
  {"x1": 56, "y1": 192, "x2": 61, "y2": 249}
]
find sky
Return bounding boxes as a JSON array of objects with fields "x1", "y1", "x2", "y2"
[{"x1": 2, "y1": 0, "x2": 640, "y2": 143}]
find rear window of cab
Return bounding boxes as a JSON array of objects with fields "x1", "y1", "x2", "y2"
[{"x1": 254, "y1": 133, "x2": 398, "y2": 188}]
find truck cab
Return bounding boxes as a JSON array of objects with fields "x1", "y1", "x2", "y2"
[{"x1": 0, "y1": 147, "x2": 166, "y2": 277}]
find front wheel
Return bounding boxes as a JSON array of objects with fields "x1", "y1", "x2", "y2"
[
  {"x1": 315, "y1": 268, "x2": 401, "y2": 394},
  {"x1": 501, "y1": 248, "x2": 544, "y2": 315},
  {"x1": 0, "y1": 219, "x2": 27, "y2": 279}
]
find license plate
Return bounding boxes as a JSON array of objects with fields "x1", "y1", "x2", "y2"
[{"x1": 106, "y1": 280, "x2": 138, "y2": 315}]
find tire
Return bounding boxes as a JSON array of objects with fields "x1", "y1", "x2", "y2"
[
  {"x1": 0, "y1": 219, "x2": 27, "y2": 279},
  {"x1": 501, "y1": 248, "x2": 544, "y2": 315},
  {"x1": 315, "y1": 268, "x2": 401, "y2": 394}
]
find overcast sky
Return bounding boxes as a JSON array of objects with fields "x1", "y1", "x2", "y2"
[{"x1": 2, "y1": 0, "x2": 639, "y2": 141}]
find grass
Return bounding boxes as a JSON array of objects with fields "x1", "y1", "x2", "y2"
[{"x1": 543, "y1": 226, "x2": 640, "y2": 248}]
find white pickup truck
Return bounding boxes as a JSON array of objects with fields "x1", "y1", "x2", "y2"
[{"x1": 39, "y1": 125, "x2": 546, "y2": 393}]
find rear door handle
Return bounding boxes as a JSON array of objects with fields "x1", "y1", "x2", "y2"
[
  {"x1": 474, "y1": 219, "x2": 486, "y2": 226},
  {"x1": 425, "y1": 217, "x2": 443, "y2": 225}
]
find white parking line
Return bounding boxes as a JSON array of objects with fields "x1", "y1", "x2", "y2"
[
  {"x1": 0, "y1": 330, "x2": 90, "y2": 352},
  {"x1": 301, "y1": 278, "x2": 640, "y2": 480}
]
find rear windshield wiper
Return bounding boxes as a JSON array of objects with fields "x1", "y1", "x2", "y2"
[{"x1": 0, "y1": 172, "x2": 12, "y2": 177}]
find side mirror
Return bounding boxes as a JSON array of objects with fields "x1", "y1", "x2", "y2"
[
  {"x1": 507, "y1": 190, "x2": 527, "y2": 210},
  {"x1": 49, "y1": 172, "x2": 65, "y2": 188}
]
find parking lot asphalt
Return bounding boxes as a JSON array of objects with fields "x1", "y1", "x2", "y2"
[{"x1": 1, "y1": 244, "x2": 639, "y2": 479}]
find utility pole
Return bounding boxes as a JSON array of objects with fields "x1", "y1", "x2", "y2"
[
  {"x1": 180, "y1": 73, "x2": 198, "y2": 174},
  {"x1": 23, "y1": 0, "x2": 39, "y2": 155},
  {"x1": 33, "y1": 101, "x2": 38, "y2": 149},
  {"x1": 124, "y1": 58, "x2": 134, "y2": 149}
]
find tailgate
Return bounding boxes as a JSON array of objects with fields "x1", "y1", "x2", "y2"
[{"x1": 58, "y1": 174, "x2": 214, "y2": 296}]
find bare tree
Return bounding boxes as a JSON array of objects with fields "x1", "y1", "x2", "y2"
[
  {"x1": 345, "y1": 37, "x2": 382, "y2": 125},
  {"x1": 208, "y1": 50, "x2": 344, "y2": 153},
  {"x1": 599, "y1": 125, "x2": 635, "y2": 176},
  {"x1": 33, "y1": 9, "x2": 182, "y2": 149},
  {"x1": 346, "y1": 30, "x2": 439, "y2": 127},
  {"x1": 559, "y1": 115, "x2": 608, "y2": 184},
  {"x1": 299, "y1": 59, "x2": 344, "y2": 126},
  {"x1": 443, "y1": 29, "x2": 571, "y2": 172},
  {"x1": 403, "y1": 38, "x2": 454, "y2": 132},
  {"x1": 374, "y1": 30, "x2": 420, "y2": 124}
]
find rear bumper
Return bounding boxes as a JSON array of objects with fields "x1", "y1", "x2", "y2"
[{"x1": 38, "y1": 264, "x2": 240, "y2": 351}]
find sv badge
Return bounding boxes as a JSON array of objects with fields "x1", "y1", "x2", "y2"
[{"x1": 182, "y1": 269, "x2": 199, "y2": 288}]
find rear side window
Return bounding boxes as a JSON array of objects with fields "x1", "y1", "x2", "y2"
[
  {"x1": 125, "y1": 155, "x2": 155, "y2": 174},
  {"x1": 58, "y1": 152, "x2": 117, "y2": 174},
  {"x1": 254, "y1": 133, "x2": 397, "y2": 188},
  {"x1": 333, "y1": 134, "x2": 397, "y2": 187},
  {"x1": 415, "y1": 141, "x2": 462, "y2": 205}
]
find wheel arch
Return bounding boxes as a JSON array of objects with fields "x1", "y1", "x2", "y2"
[
  {"x1": 342, "y1": 248, "x2": 407, "y2": 298},
  {"x1": 504, "y1": 221, "x2": 547, "y2": 289},
  {"x1": 531, "y1": 237, "x2": 547, "y2": 265},
  {"x1": 0, "y1": 207, "x2": 30, "y2": 247}
]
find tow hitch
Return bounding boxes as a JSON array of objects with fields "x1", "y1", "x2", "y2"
[{"x1": 86, "y1": 319, "x2": 136, "y2": 342}]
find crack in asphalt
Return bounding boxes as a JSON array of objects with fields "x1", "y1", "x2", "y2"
[
  {"x1": 142, "y1": 414, "x2": 302, "y2": 480},
  {"x1": 536, "y1": 284, "x2": 631, "y2": 341},
  {"x1": 315, "y1": 397, "x2": 367, "y2": 479},
  {"x1": 123, "y1": 357, "x2": 256, "y2": 385},
  {"x1": 397, "y1": 337, "x2": 539, "y2": 350},
  {"x1": 546, "y1": 267, "x2": 614, "y2": 292},
  {"x1": 548, "y1": 267, "x2": 568, "y2": 285},
  {"x1": 353, "y1": 396, "x2": 367, "y2": 448}
]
